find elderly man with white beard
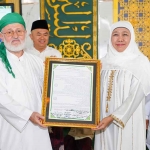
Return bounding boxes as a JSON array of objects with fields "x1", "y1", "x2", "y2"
[{"x1": 0, "y1": 13, "x2": 52, "y2": 150}]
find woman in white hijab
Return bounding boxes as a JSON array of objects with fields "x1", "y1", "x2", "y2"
[{"x1": 94, "y1": 21, "x2": 150, "y2": 150}]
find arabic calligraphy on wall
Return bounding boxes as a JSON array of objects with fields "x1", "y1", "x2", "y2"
[{"x1": 41, "y1": 0, "x2": 98, "y2": 59}]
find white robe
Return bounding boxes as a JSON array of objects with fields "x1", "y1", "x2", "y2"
[
  {"x1": 26, "y1": 46, "x2": 62, "y2": 61},
  {"x1": 0, "y1": 50, "x2": 52, "y2": 150},
  {"x1": 94, "y1": 68, "x2": 145, "y2": 150}
]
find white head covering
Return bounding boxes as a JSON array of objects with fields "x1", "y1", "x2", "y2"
[{"x1": 102, "y1": 21, "x2": 150, "y2": 96}]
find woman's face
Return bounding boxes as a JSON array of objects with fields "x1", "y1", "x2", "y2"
[{"x1": 111, "y1": 27, "x2": 131, "y2": 52}]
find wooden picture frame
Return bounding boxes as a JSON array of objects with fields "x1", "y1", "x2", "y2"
[
  {"x1": 0, "y1": 3, "x2": 14, "y2": 19},
  {"x1": 1, "y1": 0, "x2": 22, "y2": 14},
  {"x1": 42, "y1": 58, "x2": 100, "y2": 128}
]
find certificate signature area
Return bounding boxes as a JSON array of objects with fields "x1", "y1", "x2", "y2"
[{"x1": 49, "y1": 64, "x2": 93, "y2": 121}]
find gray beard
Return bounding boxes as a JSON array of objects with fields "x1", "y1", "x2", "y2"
[{"x1": 3, "y1": 38, "x2": 26, "y2": 52}]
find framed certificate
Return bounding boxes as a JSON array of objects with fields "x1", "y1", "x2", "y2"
[{"x1": 42, "y1": 58, "x2": 101, "y2": 128}]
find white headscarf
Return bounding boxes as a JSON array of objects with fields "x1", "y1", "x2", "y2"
[{"x1": 102, "y1": 21, "x2": 150, "y2": 96}]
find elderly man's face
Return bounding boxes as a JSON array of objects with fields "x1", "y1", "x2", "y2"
[{"x1": 1, "y1": 23, "x2": 26, "y2": 51}]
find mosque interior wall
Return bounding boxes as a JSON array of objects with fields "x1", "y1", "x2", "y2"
[{"x1": 22, "y1": 0, "x2": 113, "y2": 58}]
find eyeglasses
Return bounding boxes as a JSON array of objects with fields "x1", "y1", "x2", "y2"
[{"x1": 1, "y1": 29, "x2": 25, "y2": 37}]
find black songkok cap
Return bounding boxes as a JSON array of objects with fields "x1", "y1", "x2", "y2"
[{"x1": 31, "y1": 20, "x2": 49, "y2": 31}]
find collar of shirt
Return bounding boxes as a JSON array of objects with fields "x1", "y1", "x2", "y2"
[
  {"x1": 6, "y1": 49, "x2": 24, "y2": 62},
  {"x1": 31, "y1": 46, "x2": 47, "y2": 54}
]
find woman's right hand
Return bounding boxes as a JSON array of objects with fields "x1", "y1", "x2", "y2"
[{"x1": 92, "y1": 116, "x2": 113, "y2": 131}]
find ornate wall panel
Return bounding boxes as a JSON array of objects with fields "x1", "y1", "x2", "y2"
[
  {"x1": 114, "y1": 0, "x2": 150, "y2": 59},
  {"x1": 41, "y1": 0, "x2": 98, "y2": 59}
]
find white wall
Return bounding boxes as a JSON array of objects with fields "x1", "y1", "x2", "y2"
[
  {"x1": 22, "y1": 1, "x2": 40, "y2": 48},
  {"x1": 98, "y1": 1, "x2": 113, "y2": 59}
]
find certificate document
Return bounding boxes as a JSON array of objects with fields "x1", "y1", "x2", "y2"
[
  {"x1": 42, "y1": 58, "x2": 100, "y2": 128},
  {"x1": 49, "y1": 64, "x2": 93, "y2": 121}
]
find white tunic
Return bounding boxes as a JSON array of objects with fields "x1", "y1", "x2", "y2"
[
  {"x1": 26, "y1": 46, "x2": 62, "y2": 61},
  {"x1": 94, "y1": 68, "x2": 145, "y2": 150},
  {"x1": 0, "y1": 50, "x2": 52, "y2": 150}
]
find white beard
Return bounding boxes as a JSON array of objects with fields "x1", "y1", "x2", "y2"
[{"x1": 3, "y1": 38, "x2": 26, "y2": 52}]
